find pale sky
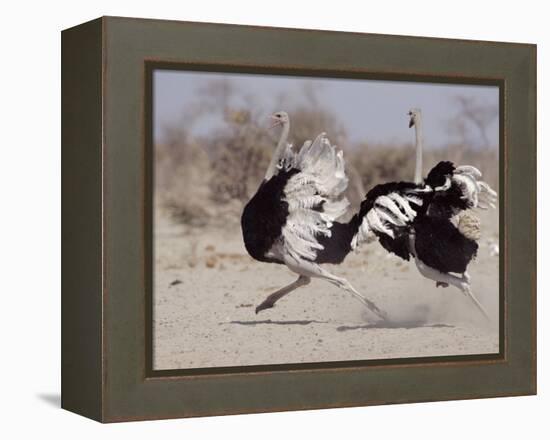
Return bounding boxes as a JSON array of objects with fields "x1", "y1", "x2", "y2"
[{"x1": 154, "y1": 69, "x2": 499, "y2": 149}]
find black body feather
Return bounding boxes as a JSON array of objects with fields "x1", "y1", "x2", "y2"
[
  {"x1": 378, "y1": 232, "x2": 412, "y2": 261},
  {"x1": 414, "y1": 216, "x2": 478, "y2": 273},
  {"x1": 425, "y1": 161, "x2": 455, "y2": 188},
  {"x1": 358, "y1": 161, "x2": 480, "y2": 274},
  {"x1": 423, "y1": 161, "x2": 471, "y2": 218},
  {"x1": 314, "y1": 216, "x2": 361, "y2": 264},
  {"x1": 241, "y1": 168, "x2": 299, "y2": 264}
]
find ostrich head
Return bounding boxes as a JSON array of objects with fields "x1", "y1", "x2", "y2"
[
  {"x1": 408, "y1": 108, "x2": 422, "y2": 128},
  {"x1": 270, "y1": 111, "x2": 290, "y2": 128}
]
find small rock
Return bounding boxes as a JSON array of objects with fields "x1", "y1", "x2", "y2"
[{"x1": 205, "y1": 255, "x2": 217, "y2": 268}]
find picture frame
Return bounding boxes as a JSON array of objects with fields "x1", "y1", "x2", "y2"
[{"x1": 61, "y1": 16, "x2": 536, "y2": 422}]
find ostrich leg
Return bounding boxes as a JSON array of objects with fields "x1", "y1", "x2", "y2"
[
  {"x1": 460, "y1": 282, "x2": 491, "y2": 321},
  {"x1": 285, "y1": 257, "x2": 388, "y2": 321},
  {"x1": 408, "y1": 235, "x2": 490, "y2": 321},
  {"x1": 256, "y1": 275, "x2": 310, "y2": 314}
]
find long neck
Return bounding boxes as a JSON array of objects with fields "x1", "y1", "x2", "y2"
[
  {"x1": 264, "y1": 121, "x2": 290, "y2": 181},
  {"x1": 413, "y1": 115, "x2": 424, "y2": 184}
]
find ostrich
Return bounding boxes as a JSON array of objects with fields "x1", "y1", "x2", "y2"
[
  {"x1": 349, "y1": 110, "x2": 498, "y2": 319},
  {"x1": 241, "y1": 111, "x2": 387, "y2": 319}
]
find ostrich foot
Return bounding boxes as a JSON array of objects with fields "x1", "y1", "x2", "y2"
[
  {"x1": 325, "y1": 276, "x2": 388, "y2": 321},
  {"x1": 460, "y1": 283, "x2": 491, "y2": 321},
  {"x1": 255, "y1": 275, "x2": 310, "y2": 314},
  {"x1": 255, "y1": 300, "x2": 275, "y2": 314}
]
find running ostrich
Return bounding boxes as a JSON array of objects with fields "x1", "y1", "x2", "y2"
[
  {"x1": 350, "y1": 109, "x2": 498, "y2": 319},
  {"x1": 241, "y1": 111, "x2": 387, "y2": 319}
]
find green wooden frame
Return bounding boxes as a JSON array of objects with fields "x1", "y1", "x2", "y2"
[{"x1": 62, "y1": 16, "x2": 536, "y2": 422}]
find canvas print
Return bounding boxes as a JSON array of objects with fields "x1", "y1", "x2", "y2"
[{"x1": 151, "y1": 69, "x2": 500, "y2": 371}]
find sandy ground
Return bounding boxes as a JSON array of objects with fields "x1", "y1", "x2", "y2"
[{"x1": 153, "y1": 208, "x2": 500, "y2": 370}]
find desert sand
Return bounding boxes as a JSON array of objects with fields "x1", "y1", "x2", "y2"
[{"x1": 153, "y1": 207, "x2": 499, "y2": 370}]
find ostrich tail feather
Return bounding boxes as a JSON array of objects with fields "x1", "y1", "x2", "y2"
[{"x1": 457, "y1": 212, "x2": 482, "y2": 241}]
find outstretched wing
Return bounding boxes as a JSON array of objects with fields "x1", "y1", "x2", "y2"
[
  {"x1": 351, "y1": 161, "x2": 498, "y2": 254},
  {"x1": 424, "y1": 161, "x2": 497, "y2": 219},
  {"x1": 280, "y1": 133, "x2": 350, "y2": 262},
  {"x1": 350, "y1": 182, "x2": 423, "y2": 254}
]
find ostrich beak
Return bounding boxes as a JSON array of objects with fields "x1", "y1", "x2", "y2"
[
  {"x1": 408, "y1": 116, "x2": 415, "y2": 128},
  {"x1": 269, "y1": 115, "x2": 282, "y2": 129}
]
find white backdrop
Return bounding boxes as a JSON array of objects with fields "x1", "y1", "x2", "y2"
[{"x1": 0, "y1": 1, "x2": 546, "y2": 438}]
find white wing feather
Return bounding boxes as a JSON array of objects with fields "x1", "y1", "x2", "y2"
[
  {"x1": 280, "y1": 133, "x2": 350, "y2": 261},
  {"x1": 449, "y1": 166, "x2": 497, "y2": 210},
  {"x1": 351, "y1": 192, "x2": 418, "y2": 249}
]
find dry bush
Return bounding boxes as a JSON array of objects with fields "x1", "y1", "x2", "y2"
[
  {"x1": 350, "y1": 143, "x2": 416, "y2": 191},
  {"x1": 447, "y1": 96, "x2": 498, "y2": 148},
  {"x1": 208, "y1": 110, "x2": 272, "y2": 204},
  {"x1": 155, "y1": 127, "x2": 213, "y2": 227},
  {"x1": 156, "y1": 79, "x2": 498, "y2": 228},
  {"x1": 290, "y1": 108, "x2": 348, "y2": 150},
  {"x1": 155, "y1": 107, "x2": 275, "y2": 228}
]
